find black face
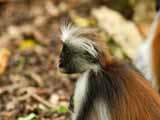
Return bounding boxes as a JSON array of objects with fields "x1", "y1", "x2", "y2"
[
  {"x1": 59, "y1": 42, "x2": 98, "y2": 74},
  {"x1": 59, "y1": 43, "x2": 75, "y2": 73}
]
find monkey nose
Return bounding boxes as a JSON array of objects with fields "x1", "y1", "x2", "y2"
[
  {"x1": 59, "y1": 62, "x2": 63, "y2": 68},
  {"x1": 58, "y1": 60, "x2": 67, "y2": 73},
  {"x1": 59, "y1": 59, "x2": 64, "y2": 68}
]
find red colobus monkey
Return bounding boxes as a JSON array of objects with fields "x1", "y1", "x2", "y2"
[
  {"x1": 134, "y1": 0, "x2": 160, "y2": 92},
  {"x1": 58, "y1": 24, "x2": 160, "y2": 120}
]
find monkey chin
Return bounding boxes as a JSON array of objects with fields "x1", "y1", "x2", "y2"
[
  {"x1": 59, "y1": 67, "x2": 79, "y2": 74},
  {"x1": 59, "y1": 68, "x2": 67, "y2": 73}
]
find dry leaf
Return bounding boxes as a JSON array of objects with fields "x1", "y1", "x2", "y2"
[
  {"x1": 19, "y1": 39, "x2": 36, "y2": 50},
  {"x1": 0, "y1": 48, "x2": 11, "y2": 75},
  {"x1": 49, "y1": 94, "x2": 60, "y2": 107}
]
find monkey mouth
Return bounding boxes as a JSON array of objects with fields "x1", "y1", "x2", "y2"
[
  {"x1": 58, "y1": 63, "x2": 67, "y2": 73},
  {"x1": 59, "y1": 67, "x2": 67, "y2": 73},
  {"x1": 58, "y1": 61, "x2": 72, "y2": 73}
]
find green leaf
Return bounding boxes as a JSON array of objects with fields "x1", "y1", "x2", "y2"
[
  {"x1": 38, "y1": 103, "x2": 50, "y2": 111},
  {"x1": 56, "y1": 106, "x2": 68, "y2": 113},
  {"x1": 17, "y1": 113, "x2": 36, "y2": 120}
]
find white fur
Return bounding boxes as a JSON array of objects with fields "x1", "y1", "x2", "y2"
[
  {"x1": 72, "y1": 70, "x2": 89, "y2": 120},
  {"x1": 60, "y1": 23, "x2": 81, "y2": 42},
  {"x1": 60, "y1": 24, "x2": 98, "y2": 57},
  {"x1": 134, "y1": 42, "x2": 153, "y2": 82},
  {"x1": 72, "y1": 70, "x2": 111, "y2": 120},
  {"x1": 91, "y1": 100, "x2": 111, "y2": 120},
  {"x1": 134, "y1": 11, "x2": 160, "y2": 89}
]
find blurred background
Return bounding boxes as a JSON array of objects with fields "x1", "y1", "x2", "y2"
[{"x1": 0, "y1": 0, "x2": 156, "y2": 119}]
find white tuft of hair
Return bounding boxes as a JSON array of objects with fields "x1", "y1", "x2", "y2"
[
  {"x1": 60, "y1": 23, "x2": 98, "y2": 58},
  {"x1": 60, "y1": 23, "x2": 80, "y2": 42}
]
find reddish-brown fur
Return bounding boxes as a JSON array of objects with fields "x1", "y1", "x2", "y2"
[
  {"x1": 92, "y1": 33, "x2": 160, "y2": 120},
  {"x1": 151, "y1": 21, "x2": 160, "y2": 92},
  {"x1": 107, "y1": 62, "x2": 160, "y2": 120}
]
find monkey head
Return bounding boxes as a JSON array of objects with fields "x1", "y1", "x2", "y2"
[{"x1": 58, "y1": 24, "x2": 102, "y2": 74}]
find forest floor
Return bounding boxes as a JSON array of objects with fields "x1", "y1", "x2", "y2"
[{"x1": 0, "y1": 0, "x2": 154, "y2": 120}]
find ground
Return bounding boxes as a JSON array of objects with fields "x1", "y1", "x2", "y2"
[{"x1": 0, "y1": 0, "x2": 155, "y2": 120}]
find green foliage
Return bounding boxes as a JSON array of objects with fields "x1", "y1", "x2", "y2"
[
  {"x1": 106, "y1": 37, "x2": 131, "y2": 61},
  {"x1": 17, "y1": 113, "x2": 37, "y2": 120},
  {"x1": 38, "y1": 103, "x2": 69, "y2": 114},
  {"x1": 107, "y1": 37, "x2": 123, "y2": 58},
  {"x1": 38, "y1": 103, "x2": 49, "y2": 111},
  {"x1": 55, "y1": 106, "x2": 69, "y2": 113}
]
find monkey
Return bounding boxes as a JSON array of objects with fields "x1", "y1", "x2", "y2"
[
  {"x1": 58, "y1": 24, "x2": 160, "y2": 120},
  {"x1": 134, "y1": 0, "x2": 160, "y2": 92}
]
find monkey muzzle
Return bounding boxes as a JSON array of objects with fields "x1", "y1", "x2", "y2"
[
  {"x1": 59, "y1": 67, "x2": 67, "y2": 73},
  {"x1": 58, "y1": 58, "x2": 67, "y2": 73}
]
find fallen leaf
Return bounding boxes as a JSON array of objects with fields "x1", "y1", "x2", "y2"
[
  {"x1": 17, "y1": 113, "x2": 36, "y2": 120},
  {"x1": 19, "y1": 39, "x2": 36, "y2": 50},
  {"x1": 0, "y1": 48, "x2": 11, "y2": 75},
  {"x1": 49, "y1": 94, "x2": 60, "y2": 108},
  {"x1": 74, "y1": 17, "x2": 91, "y2": 27},
  {"x1": 55, "y1": 106, "x2": 68, "y2": 113},
  {"x1": 38, "y1": 103, "x2": 49, "y2": 112},
  {"x1": 71, "y1": 12, "x2": 96, "y2": 27}
]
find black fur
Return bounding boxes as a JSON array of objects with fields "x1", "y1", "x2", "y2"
[
  {"x1": 69, "y1": 95, "x2": 74, "y2": 112},
  {"x1": 74, "y1": 62, "x2": 127, "y2": 120},
  {"x1": 59, "y1": 43, "x2": 98, "y2": 73},
  {"x1": 156, "y1": 0, "x2": 160, "y2": 11},
  {"x1": 59, "y1": 43, "x2": 77, "y2": 73},
  {"x1": 71, "y1": 59, "x2": 150, "y2": 120}
]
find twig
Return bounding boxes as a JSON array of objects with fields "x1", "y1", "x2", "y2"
[
  {"x1": 27, "y1": 72, "x2": 44, "y2": 87},
  {"x1": 0, "y1": 110, "x2": 16, "y2": 117},
  {"x1": 31, "y1": 93, "x2": 55, "y2": 109},
  {"x1": 0, "y1": 84, "x2": 19, "y2": 94},
  {"x1": 17, "y1": 87, "x2": 55, "y2": 110}
]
